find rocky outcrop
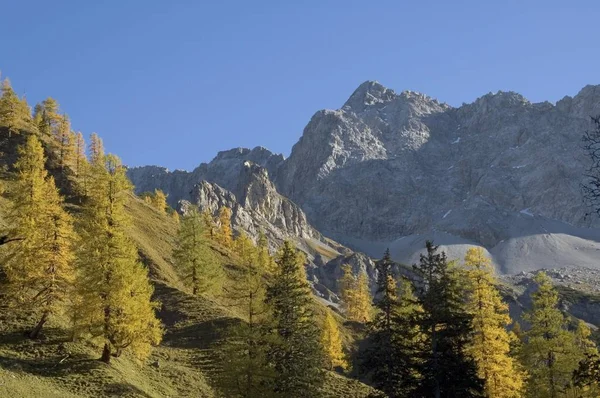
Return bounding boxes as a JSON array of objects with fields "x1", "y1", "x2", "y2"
[
  {"x1": 179, "y1": 161, "x2": 325, "y2": 255},
  {"x1": 127, "y1": 146, "x2": 284, "y2": 207}
]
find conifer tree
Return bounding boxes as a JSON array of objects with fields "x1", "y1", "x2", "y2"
[
  {"x1": 322, "y1": 310, "x2": 347, "y2": 370},
  {"x1": 77, "y1": 154, "x2": 162, "y2": 363},
  {"x1": 256, "y1": 230, "x2": 276, "y2": 274},
  {"x1": 54, "y1": 115, "x2": 76, "y2": 173},
  {"x1": 201, "y1": 209, "x2": 215, "y2": 238},
  {"x1": 217, "y1": 206, "x2": 233, "y2": 248},
  {"x1": 355, "y1": 271, "x2": 373, "y2": 323},
  {"x1": 173, "y1": 207, "x2": 223, "y2": 295},
  {"x1": 88, "y1": 133, "x2": 104, "y2": 165},
  {"x1": 0, "y1": 78, "x2": 34, "y2": 136},
  {"x1": 463, "y1": 248, "x2": 526, "y2": 398},
  {"x1": 413, "y1": 241, "x2": 483, "y2": 398},
  {"x1": 2, "y1": 135, "x2": 76, "y2": 338},
  {"x1": 360, "y1": 250, "x2": 423, "y2": 397},
  {"x1": 74, "y1": 132, "x2": 88, "y2": 195},
  {"x1": 339, "y1": 264, "x2": 373, "y2": 323},
  {"x1": 265, "y1": 240, "x2": 324, "y2": 396},
  {"x1": 150, "y1": 189, "x2": 168, "y2": 214},
  {"x1": 33, "y1": 98, "x2": 60, "y2": 138},
  {"x1": 339, "y1": 264, "x2": 358, "y2": 319},
  {"x1": 219, "y1": 231, "x2": 274, "y2": 397},
  {"x1": 522, "y1": 272, "x2": 592, "y2": 397}
]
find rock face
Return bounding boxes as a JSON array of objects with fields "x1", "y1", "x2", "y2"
[
  {"x1": 127, "y1": 146, "x2": 284, "y2": 207},
  {"x1": 178, "y1": 161, "x2": 325, "y2": 256},
  {"x1": 276, "y1": 81, "x2": 600, "y2": 273},
  {"x1": 128, "y1": 81, "x2": 600, "y2": 274}
]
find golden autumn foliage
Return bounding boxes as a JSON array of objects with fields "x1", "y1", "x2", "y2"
[
  {"x1": 463, "y1": 247, "x2": 526, "y2": 398},
  {"x1": 338, "y1": 264, "x2": 372, "y2": 323},
  {"x1": 321, "y1": 310, "x2": 347, "y2": 370},
  {"x1": 216, "y1": 206, "x2": 233, "y2": 249},
  {"x1": 1, "y1": 135, "x2": 76, "y2": 338},
  {"x1": 77, "y1": 153, "x2": 162, "y2": 363}
]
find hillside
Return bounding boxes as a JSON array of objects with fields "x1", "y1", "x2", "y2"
[{"x1": 0, "y1": 128, "x2": 378, "y2": 397}]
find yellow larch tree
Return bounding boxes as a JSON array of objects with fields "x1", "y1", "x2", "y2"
[
  {"x1": 150, "y1": 189, "x2": 168, "y2": 214},
  {"x1": 216, "y1": 206, "x2": 233, "y2": 249},
  {"x1": 321, "y1": 310, "x2": 347, "y2": 370},
  {"x1": 463, "y1": 247, "x2": 526, "y2": 398},
  {"x1": 54, "y1": 115, "x2": 75, "y2": 172},
  {"x1": 338, "y1": 264, "x2": 372, "y2": 322},
  {"x1": 1, "y1": 135, "x2": 76, "y2": 338},
  {"x1": 77, "y1": 153, "x2": 162, "y2": 363},
  {"x1": 256, "y1": 230, "x2": 276, "y2": 274},
  {"x1": 355, "y1": 270, "x2": 372, "y2": 323},
  {"x1": 0, "y1": 78, "x2": 35, "y2": 136}
]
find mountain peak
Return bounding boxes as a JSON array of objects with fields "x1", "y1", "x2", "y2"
[{"x1": 342, "y1": 80, "x2": 397, "y2": 112}]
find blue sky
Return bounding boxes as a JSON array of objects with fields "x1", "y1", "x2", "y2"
[{"x1": 1, "y1": 1, "x2": 598, "y2": 170}]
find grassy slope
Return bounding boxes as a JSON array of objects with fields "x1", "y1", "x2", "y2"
[{"x1": 0, "y1": 188, "x2": 377, "y2": 397}]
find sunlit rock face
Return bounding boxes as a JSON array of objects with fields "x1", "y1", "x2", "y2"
[{"x1": 129, "y1": 81, "x2": 600, "y2": 274}]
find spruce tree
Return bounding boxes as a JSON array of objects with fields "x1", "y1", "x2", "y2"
[
  {"x1": 413, "y1": 241, "x2": 483, "y2": 398},
  {"x1": 463, "y1": 248, "x2": 526, "y2": 398},
  {"x1": 77, "y1": 153, "x2": 162, "y2": 363},
  {"x1": 219, "y1": 232, "x2": 274, "y2": 397},
  {"x1": 265, "y1": 240, "x2": 324, "y2": 397},
  {"x1": 360, "y1": 250, "x2": 423, "y2": 397},
  {"x1": 522, "y1": 272, "x2": 592, "y2": 397},
  {"x1": 2, "y1": 135, "x2": 76, "y2": 338},
  {"x1": 173, "y1": 207, "x2": 222, "y2": 295}
]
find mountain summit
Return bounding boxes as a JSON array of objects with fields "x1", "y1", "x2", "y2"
[{"x1": 128, "y1": 81, "x2": 600, "y2": 273}]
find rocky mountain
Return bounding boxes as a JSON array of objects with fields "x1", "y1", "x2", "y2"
[{"x1": 128, "y1": 81, "x2": 600, "y2": 275}]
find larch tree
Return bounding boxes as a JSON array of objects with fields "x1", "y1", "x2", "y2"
[
  {"x1": 265, "y1": 240, "x2": 324, "y2": 397},
  {"x1": 54, "y1": 115, "x2": 75, "y2": 172},
  {"x1": 321, "y1": 310, "x2": 347, "y2": 370},
  {"x1": 74, "y1": 132, "x2": 88, "y2": 195},
  {"x1": 88, "y1": 133, "x2": 104, "y2": 166},
  {"x1": 33, "y1": 97, "x2": 60, "y2": 139},
  {"x1": 256, "y1": 230, "x2": 276, "y2": 274},
  {"x1": 338, "y1": 264, "x2": 358, "y2": 320},
  {"x1": 0, "y1": 78, "x2": 34, "y2": 136},
  {"x1": 463, "y1": 247, "x2": 526, "y2": 398},
  {"x1": 173, "y1": 207, "x2": 223, "y2": 295},
  {"x1": 219, "y1": 231, "x2": 274, "y2": 398},
  {"x1": 339, "y1": 264, "x2": 372, "y2": 323},
  {"x1": 413, "y1": 241, "x2": 483, "y2": 398},
  {"x1": 216, "y1": 206, "x2": 233, "y2": 249},
  {"x1": 1, "y1": 135, "x2": 76, "y2": 338},
  {"x1": 77, "y1": 153, "x2": 162, "y2": 363},
  {"x1": 150, "y1": 189, "x2": 168, "y2": 214},
  {"x1": 522, "y1": 272, "x2": 592, "y2": 398}
]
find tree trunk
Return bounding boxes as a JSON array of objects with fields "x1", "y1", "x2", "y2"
[
  {"x1": 29, "y1": 312, "x2": 48, "y2": 339},
  {"x1": 100, "y1": 343, "x2": 111, "y2": 363}
]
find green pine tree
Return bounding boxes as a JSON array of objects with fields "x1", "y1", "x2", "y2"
[
  {"x1": 265, "y1": 240, "x2": 324, "y2": 397},
  {"x1": 521, "y1": 272, "x2": 593, "y2": 398},
  {"x1": 173, "y1": 207, "x2": 223, "y2": 295},
  {"x1": 413, "y1": 241, "x2": 484, "y2": 398}
]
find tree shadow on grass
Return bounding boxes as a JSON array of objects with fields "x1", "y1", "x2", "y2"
[{"x1": 162, "y1": 317, "x2": 239, "y2": 349}]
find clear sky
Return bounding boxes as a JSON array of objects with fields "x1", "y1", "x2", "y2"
[{"x1": 1, "y1": 1, "x2": 598, "y2": 170}]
